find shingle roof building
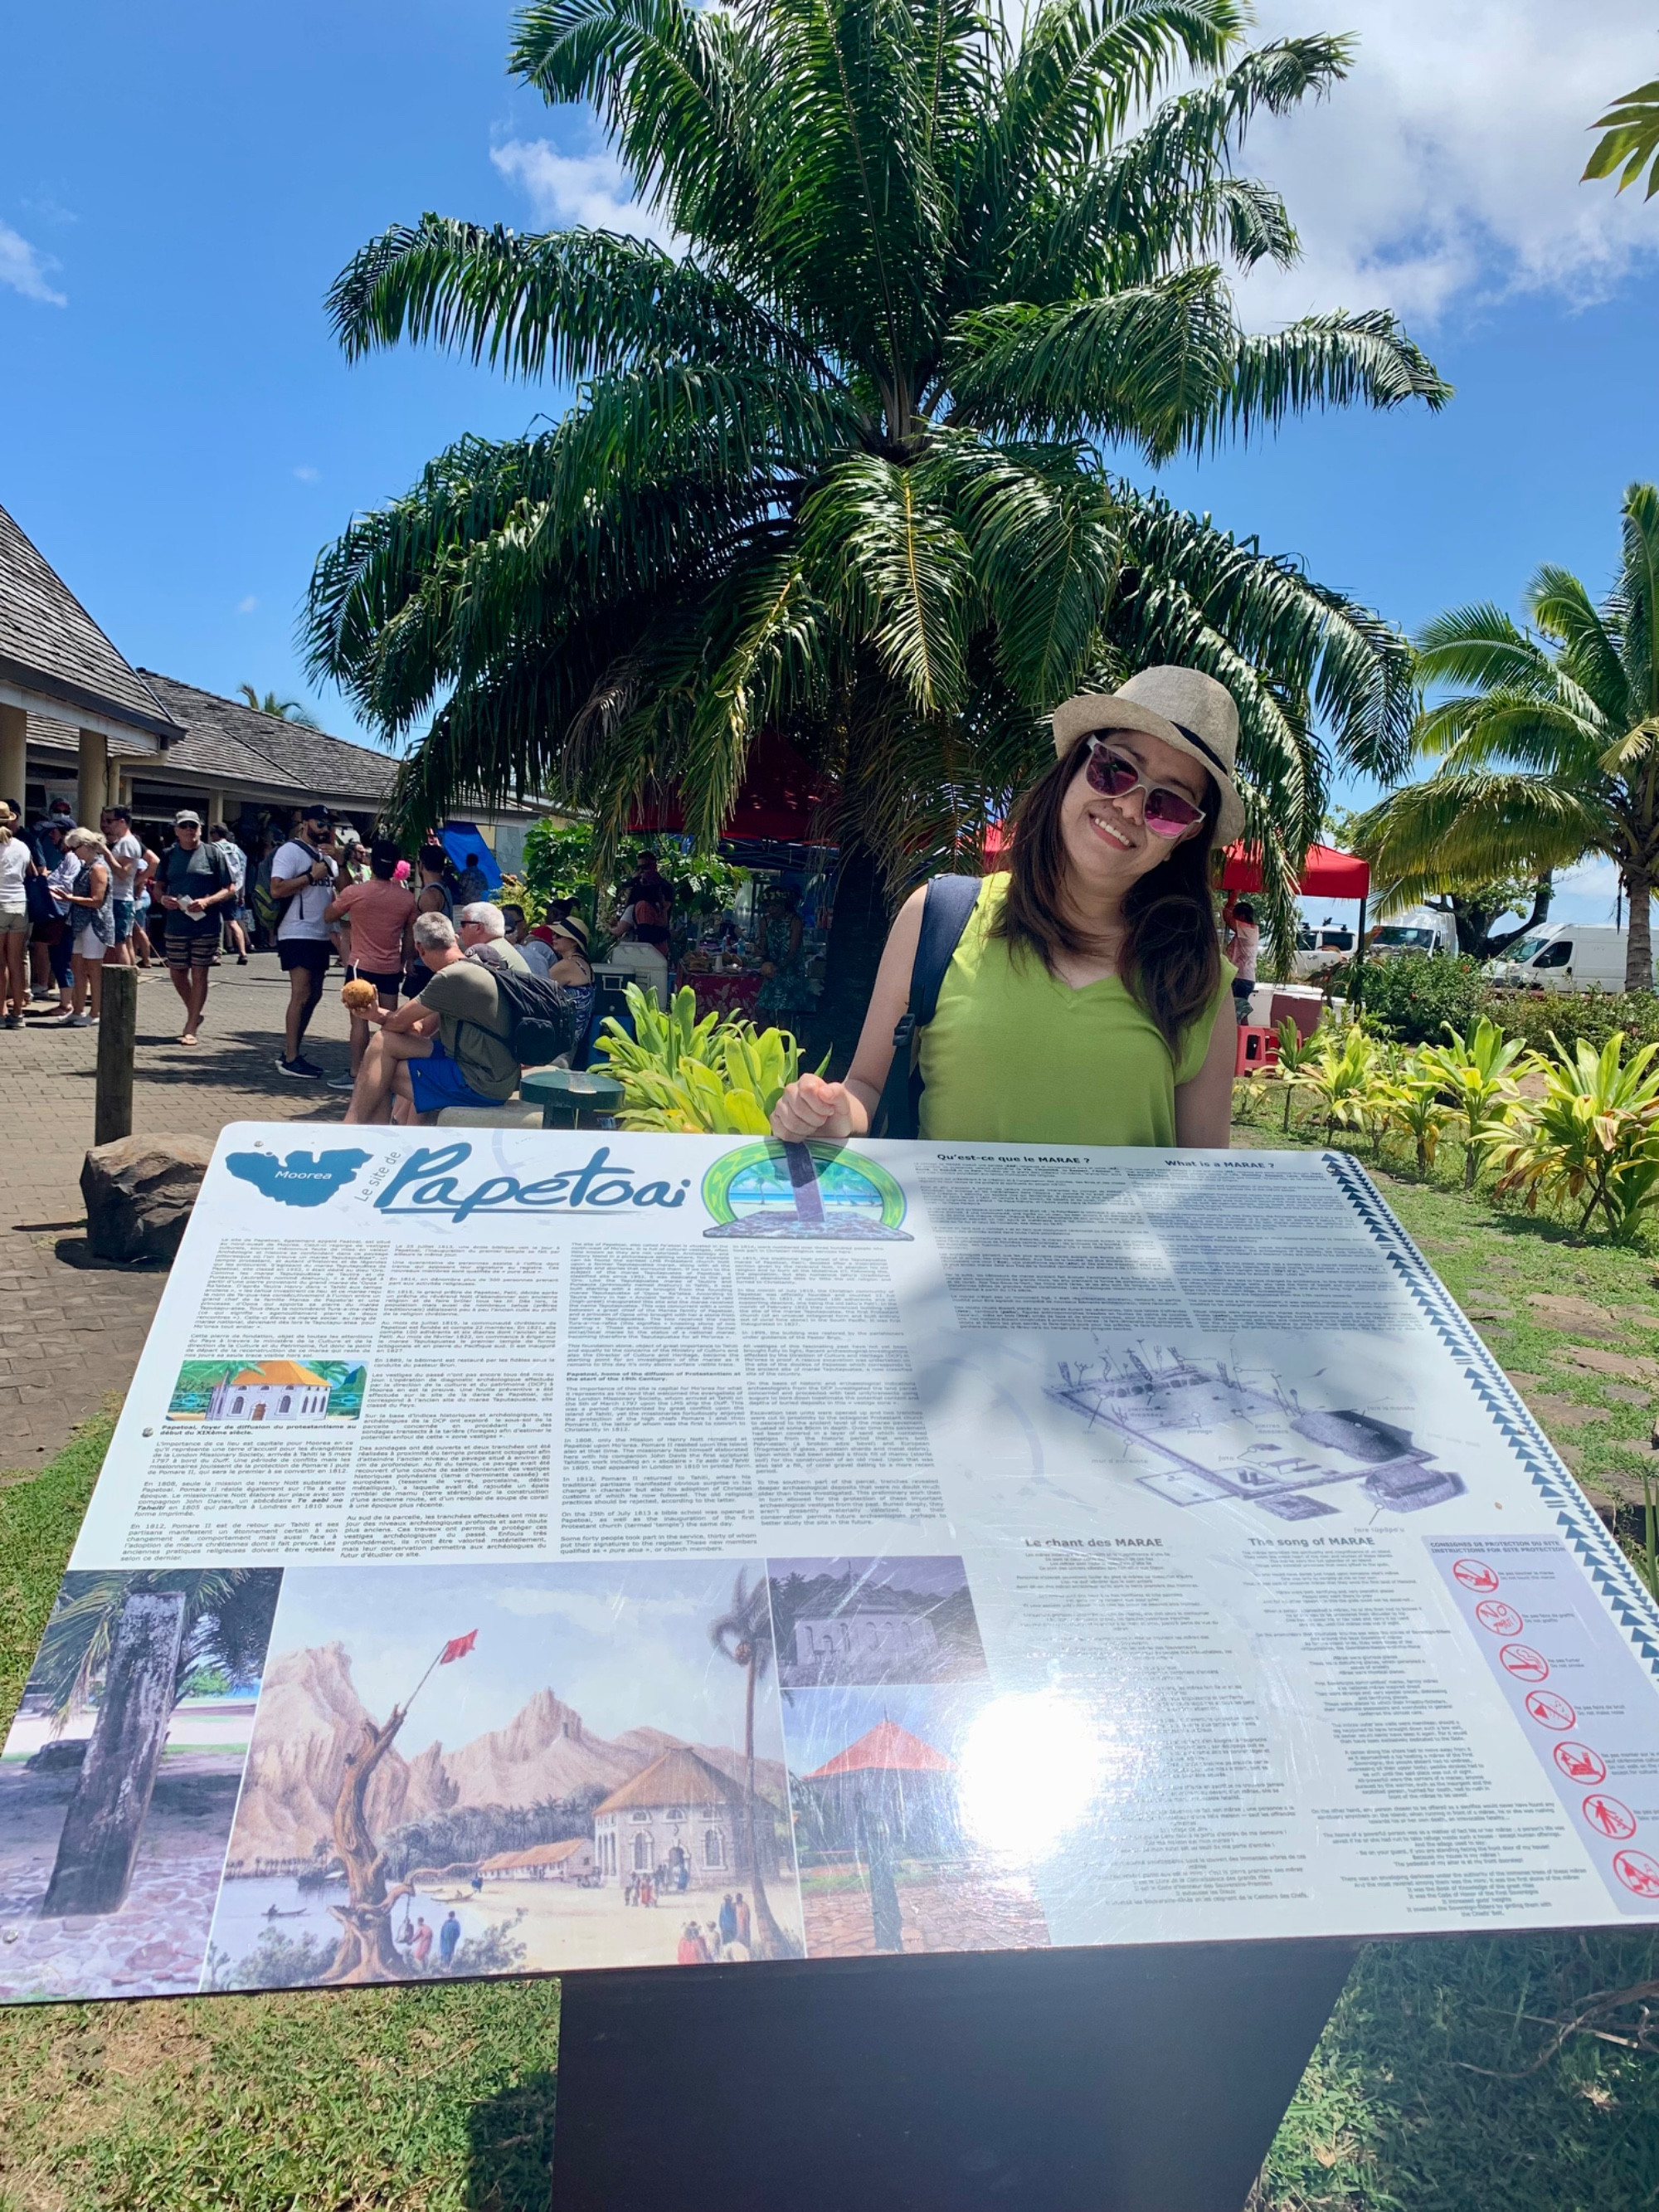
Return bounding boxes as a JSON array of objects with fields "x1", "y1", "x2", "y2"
[{"x1": 0, "y1": 502, "x2": 182, "y2": 745}]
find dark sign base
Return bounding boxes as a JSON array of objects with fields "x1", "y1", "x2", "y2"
[{"x1": 550, "y1": 1938, "x2": 1358, "y2": 2212}]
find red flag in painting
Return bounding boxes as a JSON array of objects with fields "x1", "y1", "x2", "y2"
[{"x1": 440, "y1": 1630, "x2": 478, "y2": 1664}]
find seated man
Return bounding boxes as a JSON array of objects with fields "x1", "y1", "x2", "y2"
[
  {"x1": 456, "y1": 900, "x2": 532, "y2": 974},
  {"x1": 343, "y1": 912, "x2": 522, "y2": 1124}
]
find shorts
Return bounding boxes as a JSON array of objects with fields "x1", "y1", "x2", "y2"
[
  {"x1": 279, "y1": 938, "x2": 332, "y2": 974},
  {"x1": 75, "y1": 923, "x2": 107, "y2": 962},
  {"x1": 405, "y1": 1038, "x2": 513, "y2": 1116},
  {"x1": 112, "y1": 897, "x2": 134, "y2": 944},
  {"x1": 164, "y1": 914, "x2": 221, "y2": 967},
  {"x1": 1231, "y1": 976, "x2": 1255, "y2": 1022},
  {"x1": 0, "y1": 908, "x2": 29, "y2": 937},
  {"x1": 353, "y1": 967, "x2": 405, "y2": 996}
]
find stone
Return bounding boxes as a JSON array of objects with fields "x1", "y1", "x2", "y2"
[
  {"x1": 80, "y1": 1135, "x2": 212, "y2": 1265},
  {"x1": 1517, "y1": 1393, "x2": 1612, "y2": 1431},
  {"x1": 1527, "y1": 1294, "x2": 1619, "y2": 1337},
  {"x1": 1603, "y1": 1384, "x2": 1652, "y2": 1406},
  {"x1": 1555, "y1": 1344, "x2": 1659, "y2": 1384}
]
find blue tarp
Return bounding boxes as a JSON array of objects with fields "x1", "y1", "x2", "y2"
[{"x1": 439, "y1": 821, "x2": 503, "y2": 892}]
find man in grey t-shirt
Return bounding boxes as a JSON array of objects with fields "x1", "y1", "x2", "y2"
[{"x1": 341, "y1": 912, "x2": 522, "y2": 1124}]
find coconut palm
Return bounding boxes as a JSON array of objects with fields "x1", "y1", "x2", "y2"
[
  {"x1": 238, "y1": 685, "x2": 321, "y2": 728},
  {"x1": 1585, "y1": 75, "x2": 1659, "y2": 199},
  {"x1": 305, "y1": 0, "x2": 1446, "y2": 1016},
  {"x1": 1352, "y1": 483, "x2": 1659, "y2": 995},
  {"x1": 708, "y1": 1567, "x2": 796, "y2": 1956}
]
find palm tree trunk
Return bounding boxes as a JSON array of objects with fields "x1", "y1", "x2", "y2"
[
  {"x1": 813, "y1": 843, "x2": 890, "y2": 1075},
  {"x1": 1626, "y1": 868, "x2": 1654, "y2": 993},
  {"x1": 741, "y1": 1656, "x2": 791, "y2": 1959}
]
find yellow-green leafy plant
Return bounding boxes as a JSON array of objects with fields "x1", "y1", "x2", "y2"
[
  {"x1": 1416, "y1": 1016, "x2": 1536, "y2": 1189},
  {"x1": 1290, "y1": 1021, "x2": 1379, "y2": 1143},
  {"x1": 1271, "y1": 1016, "x2": 1325, "y2": 1132},
  {"x1": 596, "y1": 983, "x2": 818, "y2": 1133},
  {"x1": 1388, "y1": 1062, "x2": 1453, "y2": 1175},
  {"x1": 1486, "y1": 1030, "x2": 1659, "y2": 1238}
]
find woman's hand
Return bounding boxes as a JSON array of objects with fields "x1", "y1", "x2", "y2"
[{"x1": 771, "y1": 1073, "x2": 862, "y2": 1140}]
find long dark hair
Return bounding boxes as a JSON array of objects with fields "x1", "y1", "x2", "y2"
[{"x1": 992, "y1": 736, "x2": 1221, "y2": 1055}]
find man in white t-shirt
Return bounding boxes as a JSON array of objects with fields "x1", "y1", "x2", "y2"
[
  {"x1": 99, "y1": 806, "x2": 153, "y2": 969},
  {"x1": 270, "y1": 802, "x2": 340, "y2": 1078}
]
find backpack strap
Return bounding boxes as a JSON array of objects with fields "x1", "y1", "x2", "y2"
[{"x1": 870, "y1": 875, "x2": 983, "y2": 1139}]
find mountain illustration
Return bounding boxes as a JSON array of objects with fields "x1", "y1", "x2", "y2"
[{"x1": 226, "y1": 1643, "x2": 784, "y2": 1873}]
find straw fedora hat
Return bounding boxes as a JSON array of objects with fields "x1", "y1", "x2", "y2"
[{"x1": 1050, "y1": 666, "x2": 1245, "y2": 846}]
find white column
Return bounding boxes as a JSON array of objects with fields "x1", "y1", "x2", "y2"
[
  {"x1": 77, "y1": 727, "x2": 107, "y2": 829},
  {"x1": 0, "y1": 704, "x2": 26, "y2": 813}
]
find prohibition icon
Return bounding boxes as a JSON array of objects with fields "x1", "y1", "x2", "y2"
[
  {"x1": 1613, "y1": 1849, "x2": 1659, "y2": 1898},
  {"x1": 1584, "y1": 1795, "x2": 1638, "y2": 1841},
  {"x1": 1525, "y1": 1689, "x2": 1576, "y2": 1729},
  {"x1": 1452, "y1": 1557, "x2": 1501, "y2": 1592},
  {"x1": 1554, "y1": 1742, "x2": 1608, "y2": 1785},
  {"x1": 1500, "y1": 1643, "x2": 1550, "y2": 1682},
  {"x1": 1475, "y1": 1600, "x2": 1524, "y2": 1636}
]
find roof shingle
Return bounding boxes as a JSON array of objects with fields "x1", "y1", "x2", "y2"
[{"x1": 0, "y1": 502, "x2": 182, "y2": 741}]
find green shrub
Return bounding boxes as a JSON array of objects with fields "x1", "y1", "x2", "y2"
[
  {"x1": 1483, "y1": 985, "x2": 1659, "y2": 1060},
  {"x1": 1352, "y1": 952, "x2": 1486, "y2": 1043}
]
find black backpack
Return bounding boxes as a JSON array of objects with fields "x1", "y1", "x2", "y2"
[
  {"x1": 485, "y1": 966, "x2": 586, "y2": 1069},
  {"x1": 870, "y1": 875, "x2": 982, "y2": 1138}
]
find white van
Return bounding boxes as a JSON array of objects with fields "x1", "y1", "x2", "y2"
[
  {"x1": 1368, "y1": 906, "x2": 1458, "y2": 960},
  {"x1": 1486, "y1": 923, "x2": 1653, "y2": 994}
]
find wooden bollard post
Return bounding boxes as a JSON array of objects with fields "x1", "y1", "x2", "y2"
[{"x1": 95, "y1": 964, "x2": 139, "y2": 1146}]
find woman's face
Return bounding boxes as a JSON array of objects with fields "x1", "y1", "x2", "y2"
[{"x1": 1058, "y1": 727, "x2": 1211, "y2": 899}]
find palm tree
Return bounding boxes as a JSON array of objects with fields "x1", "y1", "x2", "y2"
[
  {"x1": 305, "y1": 0, "x2": 1447, "y2": 1016},
  {"x1": 238, "y1": 684, "x2": 320, "y2": 728},
  {"x1": 708, "y1": 1568, "x2": 796, "y2": 1957},
  {"x1": 1585, "y1": 75, "x2": 1659, "y2": 198},
  {"x1": 1352, "y1": 484, "x2": 1659, "y2": 995}
]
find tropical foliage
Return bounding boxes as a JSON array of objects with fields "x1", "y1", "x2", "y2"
[
  {"x1": 1415, "y1": 1016, "x2": 1536, "y2": 1190},
  {"x1": 237, "y1": 685, "x2": 320, "y2": 727},
  {"x1": 1352, "y1": 484, "x2": 1659, "y2": 994},
  {"x1": 1487, "y1": 1032, "x2": 1659, "y2": 1238},
  {"x1": 518, "y1": 820, "x2": 747, "y2": 927},
  {"x1": 29, "y1": 1570, "x2": 280, "y2": 1727},
  {"x1": 595, "y1": 981, "x2": 815, "y2": 1129},
  {"x1": 1584, "y1": 75, "x2": 1659, "y2": 199},
  {"x1": 304, "y1": 0, "x2": 1447, "y2": 1021}
]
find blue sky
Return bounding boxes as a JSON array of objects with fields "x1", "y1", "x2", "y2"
[{"x1": 4, "y1": 0, "x2": 1659, "y2": 923}]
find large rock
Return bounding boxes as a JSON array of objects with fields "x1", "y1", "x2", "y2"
[{"x1": 80, "y1": 1133, "x2": 212, "y2": 1264}]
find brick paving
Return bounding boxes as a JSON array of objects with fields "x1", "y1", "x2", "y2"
[{"x1": 1, "y1": 954, "x2": 357, "y2": 1474}]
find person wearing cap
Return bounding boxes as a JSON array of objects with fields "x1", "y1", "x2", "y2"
[
  {"x1": 270, "y1": 803, "x2": 341, "y2": 1078},
  {"x1": 154, "y1": 811, "x2": 237, "y2": 1045},
  {"x1": 771, "y1": 665, "x2": 1243, "y2": 1150}
]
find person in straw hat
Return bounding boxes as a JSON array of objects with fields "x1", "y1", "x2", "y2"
[{"x1": 771, "y1": 665, "x2": 1243, "y2": 1149}]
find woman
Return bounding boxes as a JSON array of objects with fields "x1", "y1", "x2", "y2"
[
  {"x1": 325, "y1": 837, "x2": 417, "y2": 1083},
  {"x1": 0, "y1": 801, "x2": 34, "y2": 1028},
  {"x1": 754, "y1": 882, "x2": 817, "y2": 1032},
  {"x1": 58, "y1": 826, "x2": 114, "y2": 1028},
  {"x1": 771, "y1": 666, "x2": 1243, "y2": 1150},
  {"x1": 544, "y1": 913, "x2": 596, "y2": 1050}
]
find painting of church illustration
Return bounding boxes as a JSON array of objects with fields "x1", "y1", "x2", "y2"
[
  {"x1": 591, "y1": 1747, "x2": 777, "y2": 1893},
  {"x1": 207, "y1": 1362, "x2": 333, "y2": 1423}
]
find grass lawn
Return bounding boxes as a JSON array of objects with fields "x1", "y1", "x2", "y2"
[{"x1": 2, "y1": 1117, "x2": 1658, "y2": 2206}]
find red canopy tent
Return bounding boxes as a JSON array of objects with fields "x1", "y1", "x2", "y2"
[
  {"x1": 628, "y1": 732, "x2": 834, "y2": 844},
  {"x1": 1220, "y1": 842, "x2": 1370, "y2": 900}
]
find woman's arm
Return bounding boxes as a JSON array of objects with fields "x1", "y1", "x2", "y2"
[
  {"x1": 65, "y1": 862, "x2": 109, "y2": 908},
  {"x1": 771, "y1": 889, "x2": 926, "y2": 1138},
  {"x1": 1174, "y1": 996, "x2": 1236, "y2": 1148}
]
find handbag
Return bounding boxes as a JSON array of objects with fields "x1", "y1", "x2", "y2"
[{"x1": 24, "y1": 870, "x2": 56, "y2": 926}]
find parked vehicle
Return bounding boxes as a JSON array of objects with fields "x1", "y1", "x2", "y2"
[
  {"x1": 1291, "y1": 922, "x2": 1356, "y2": 980},
  {"x1": 1367, "y1": 906, "x2": 1458, "y2": 959},
  {"x1": 1485, "y1": 923, "x2": 1656, "y2": 993}
]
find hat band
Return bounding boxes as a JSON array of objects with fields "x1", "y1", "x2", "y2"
[{"x1": 1167, "y1": 719, "x2": 1233, "y2": 786}]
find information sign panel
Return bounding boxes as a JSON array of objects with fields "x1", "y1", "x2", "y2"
[{"x1": 3, "y1": 1125, "x2": 1657, "y2": 2005}]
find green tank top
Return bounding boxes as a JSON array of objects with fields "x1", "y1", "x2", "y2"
[{"x1": 917, "y1": 875, "x2": 1230, "y2": 1147}]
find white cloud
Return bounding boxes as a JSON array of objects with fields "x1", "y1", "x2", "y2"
[
  {"x1": 236, "y1": 595, "x2": 257, "y2": 614},
  {"x1": 1231, "y1": 2, "x2": 1659, "y2": 326},
  {"x1": 490, "y1": 139, "x2": 679, "y2": 247},
  {"x1": 0, "y1": 221, "x2": 66, "y2": 306},
  {"x1": 293, "y1": 464, "x2": 320, "y2": 483}
]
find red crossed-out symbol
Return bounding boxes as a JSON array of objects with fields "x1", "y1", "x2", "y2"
[
  {"x1": 1554, "y1": 1742, "x2": 1608, "y2": 1785},
  {"x1": 1526, "y1": 1690, "x2": 1576, "y2": 1729},
  {"x1": 1475, "y1": 1600, "x2": 1525, "y2": 1636},
  {"x1": 1613, "y1": 1849, "x2": 1659, "y2": 1898},
  {"x1": 1453, "y1": 1558, "x2": 1501, "y2": 1592},
  {"x1": 1501, "y1": 1643, "x2": 1550, "y2": 1682},
  {"x1": 1584, "y1": 1795, "x2": 1638, "y2": 1840}
]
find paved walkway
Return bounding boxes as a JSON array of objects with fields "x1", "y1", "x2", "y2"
[{"x1": 1, "y1": 955, "x2": 356, "y2": 1474}]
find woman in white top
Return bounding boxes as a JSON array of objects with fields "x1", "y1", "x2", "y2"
[
  {"x1": 0, "y1": 801, "x2": 36, "y2": 1028},
  {"x1": 59, "y1": 827, "x2": 113, "y2": 1026}
]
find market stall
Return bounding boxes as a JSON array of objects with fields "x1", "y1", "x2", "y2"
[{"x1": 1221, "y1": 840, "x2": 1373, "y2": 1006}]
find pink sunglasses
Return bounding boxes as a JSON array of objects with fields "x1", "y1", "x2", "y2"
[{"x1": 1083, "y1": 738, "x2": 1209, "y2": 839}]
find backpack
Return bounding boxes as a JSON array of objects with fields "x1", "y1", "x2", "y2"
[
  {"x1": 484, "y1": 966, "x2": 588, "y2": 1069},
  {"x1": 870, "y1": 875, "x2": 983, "y2": 1138},
  {"x1": 272, "y1": 840, "x2": 324, "y2": 928}
]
